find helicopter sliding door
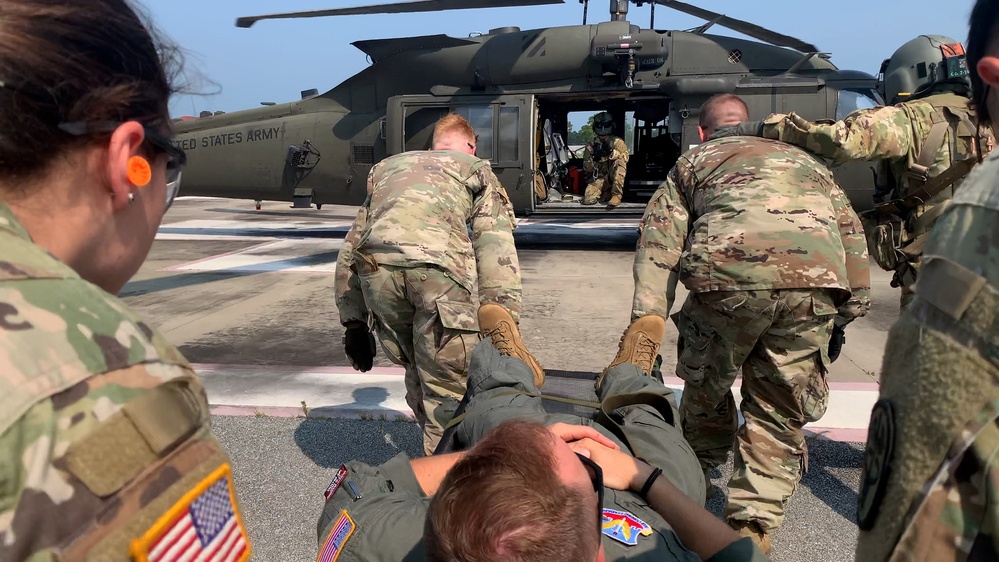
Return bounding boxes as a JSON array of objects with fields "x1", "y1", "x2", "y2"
[{"x1": 386, "y1": 94, "x2": 537, "y2": 212}]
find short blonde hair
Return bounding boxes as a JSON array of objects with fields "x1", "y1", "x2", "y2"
[{"x1": 433, "y1": 113, "x2": 476, "y2": 147}]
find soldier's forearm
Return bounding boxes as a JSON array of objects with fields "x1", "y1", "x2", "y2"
[{"x1": 631, "y1": 461, "x2": 746, "y2": 560}]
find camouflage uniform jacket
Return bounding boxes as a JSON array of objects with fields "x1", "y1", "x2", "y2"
[
  {"x1": 0, "y1": 202, "x2": 249, "y2": 561},
  {"x1": 334, "y1": 150, "x2": 521, "y2": 323},
  {"x1": 632, "y1": 134, "x2": 871, "y2": 321},
  {"x1": 855, "y1": 150, "x2": 999, "y2": 561},
  {"x1": 762, "y1": 92, "x2": 994, "y2": 237},
  {"x1": 583, "y1": 136, "x2": 629, "y2": 179}
]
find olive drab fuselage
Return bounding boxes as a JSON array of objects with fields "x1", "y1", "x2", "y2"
[{"x1": 173, "y1": 20, "x2": 885, "y2": 216}]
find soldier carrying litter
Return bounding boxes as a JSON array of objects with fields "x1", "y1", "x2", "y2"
[
  {"x1": 582, "y1": 111, "x2": 630, "y2": 208},
  {"x1": 731, "y1": 34, "x2": 994, "y2": 311},
  {"x1": 334, "y1": 113, "x2": 536, "y2": 455},
  {"x1": 631, "y1": 93, "x2": 871, "y2": 554}
]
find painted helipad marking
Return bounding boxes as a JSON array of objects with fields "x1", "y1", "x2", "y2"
[
  {"x1": 167, "y1": 239, "x2": 342, "y2": 273},
  {"x1": 154, "y1": 217, "x2": 639, "y2": 242},
  {"x1": 196, "y1": 363, "x2": 878, "y2": 442}
]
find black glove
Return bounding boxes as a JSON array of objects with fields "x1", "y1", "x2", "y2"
[
  {"x1": 827, "y1": 324, "x2": 846, "y2": 363},
  {"x1": 343, "y1": 322, "x2": 376, "y2": 372},
  {"x1": 591, "y1": 140, "x2": 612, "y2": 160}
]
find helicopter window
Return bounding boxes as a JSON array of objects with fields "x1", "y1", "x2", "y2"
[
  {"x1": 404, "y1": 106, "x2": 450, "y2": 151},
  {"x1": 624, "y1": 111, "x2": 636, "y2": 153},
  {"x1": 837, "y1": 89, "x2": 881, "y2": 121},
  {"x1": 455, "y1": 105, "x2": 494, "y2": 159},
  {"x1": 498, "y1": 106, "x2": 519, "y2": 162}
]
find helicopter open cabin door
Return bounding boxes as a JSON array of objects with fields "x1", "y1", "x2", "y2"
[{"x1": 386, "y1": 93, "x2": 537, "y2": 213}]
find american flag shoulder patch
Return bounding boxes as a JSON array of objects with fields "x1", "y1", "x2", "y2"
[
  {"x1": 317, "y1": 510, "x2": 356, "y2": 562},
  {"x1": 130, "y1": 463, "x2": 251, "y2": 562}
]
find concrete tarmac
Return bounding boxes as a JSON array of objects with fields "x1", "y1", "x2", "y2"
[{"x1": 121, "y1": 196, "x2": 901, "y2": 562}]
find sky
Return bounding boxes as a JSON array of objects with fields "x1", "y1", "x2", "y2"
[{"x1": 142, "y1": 0, "x2": 979, "y2": 118}]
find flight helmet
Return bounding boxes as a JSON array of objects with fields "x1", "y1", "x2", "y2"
[
  {"x1": 593, "y1": 111, "x2": 614, "y2": 135},
  {"x1": 878, "y1": 35, "x2": 971, "y2": 105}
]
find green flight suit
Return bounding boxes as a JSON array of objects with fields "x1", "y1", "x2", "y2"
[{"x1": 315, "y1": 340, "x2": 771, "y2": 561}]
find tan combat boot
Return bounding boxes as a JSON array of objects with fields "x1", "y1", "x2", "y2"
[
  {"x1": 728, "y1": 520, "x2": 771, "y2": 555},
  {"x1": 596, "y1": 315, "x2": 665, "y2": 391},
  {"x1": 478, "y1": 304, "x2": 545, "y2": 387},
  {"x1": 607, "y1": 195, "x2": 622, "y2": 207}
]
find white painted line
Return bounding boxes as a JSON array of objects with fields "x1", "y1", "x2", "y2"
[
  {"x1": 160, "y1": 219, "x2": 354, "y2": 231},
  {"x1": 195, "y1": 363, "x2": 879, "y2": 440},
  {"x1": 168, "y1": 239, "x2": 342, "y2": 273},
  {"x1": 155, "y1": 233, "x2": 268, "y2": 241}
]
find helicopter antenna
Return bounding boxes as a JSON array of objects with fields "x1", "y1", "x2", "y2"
[
  {"x1": 650, "y1": 1, "x2": 654, "y2": 28},
  {"x1": 580, "y1": 0, "x2": 588, "y2": 24}
]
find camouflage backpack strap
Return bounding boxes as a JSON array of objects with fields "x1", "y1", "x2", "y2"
[{"x1": 906, "y1": 99, "x2": 978, "y2": 186}]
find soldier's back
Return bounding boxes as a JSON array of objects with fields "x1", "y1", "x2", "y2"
[
  {"x1": 0, "y1": 209, "x2": 249, "y2": 561},
  {"x1": 676, "y1": 135, "x2": 854, "y2": 294},
  {"x1": 359, "y1": 150, "x2": 490, "y2": 269}
]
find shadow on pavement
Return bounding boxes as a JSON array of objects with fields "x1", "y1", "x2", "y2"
[
  {"x1": 705, "y1": 438, "x2": 863, "y2": 525},
  {"x1": 293, "y1": 417, "x2": 423, "y2": 469}
]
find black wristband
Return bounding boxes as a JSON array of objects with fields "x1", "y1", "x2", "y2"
[{"x1": 639, "y1": 467, "x2": 663, "y2": 500}]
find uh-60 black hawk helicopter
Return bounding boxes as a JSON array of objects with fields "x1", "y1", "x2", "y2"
[{"x1": 173, "y1": 0, "x2": 887, "y2": 216}]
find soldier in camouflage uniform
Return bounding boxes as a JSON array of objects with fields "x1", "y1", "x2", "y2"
[
  {"x1": 582, "y1": 111, "x2": 630, "y2": 208},
  {"x1": 1, "y1": 2, "x2": 250, "y2": 560},
  {"x1": 734, "y1": 35, "x2": 994, "y2": 310},
  {"x1": 632, "y1": 93, "x2": 871, "y2": 553},
  {"x1": 334, "y1": 113, "x2": 533, "y2": 455},
  {"x1": 855, "y1": 2, "x2": 999, "y2": 558}
]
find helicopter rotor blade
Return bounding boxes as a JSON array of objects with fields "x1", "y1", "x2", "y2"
[
  {"x1": 651, "y1": 0, "x2": 818, "y2": 53},
  {"x1": 236, "y1": 0, "x2": 565, "y2": 28}
]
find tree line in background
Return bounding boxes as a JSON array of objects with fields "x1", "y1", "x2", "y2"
[{"x1": 567, "y1": 114, "x2": 634, "y2": 150}]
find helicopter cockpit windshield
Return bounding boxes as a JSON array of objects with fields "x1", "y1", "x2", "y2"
[{"x1": 836, "y1": 88, "x2": 883, "y2": 121}]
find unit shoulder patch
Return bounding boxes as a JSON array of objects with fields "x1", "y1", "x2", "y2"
[
  {"x1": 858, "y1": 399, "x2": 896, "y2": 530},
  {"x1": 324, "y1": 465, "x2": 349, "y2": 502},
  {"x1": 601, "y1": 508, "x2": 652, "y2": 546}
]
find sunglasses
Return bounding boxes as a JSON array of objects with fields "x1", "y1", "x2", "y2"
[
  {"x1": 58, "y1": 120, "x2": 187, "y2": 210},
  {"x1": 575, "y1": 453, "x2": 605, "y2": 542}
]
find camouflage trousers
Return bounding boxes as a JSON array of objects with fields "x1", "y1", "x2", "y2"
[
  {"x1": 582, "y1": 158, "x2": 627, "y2": 205},
  {"x1": 357, "y1": 264, "x2": 481, "y2": 455},
  {"x1": 675, "y1": 288, "x2": 836, "y2": 531}
]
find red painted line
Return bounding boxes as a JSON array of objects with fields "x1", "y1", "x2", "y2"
[
  {"x1": 211, "y1": 405, "x2": 305, "y2": 417},
  {"x1": 162, "y1": 241, "x2": 276, "y2": 271},
  {"x1": 194, "y1": 365, "x2": 880, "y2": 392}
]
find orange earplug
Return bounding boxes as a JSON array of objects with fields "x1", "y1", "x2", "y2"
[{"x1": 127, "y1": 156, "x2": 152, "y2": 187}]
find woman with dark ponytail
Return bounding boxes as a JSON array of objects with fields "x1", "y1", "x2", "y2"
[{"x1": 0, "y1": 2, "x2": 251, "y2": 560}]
